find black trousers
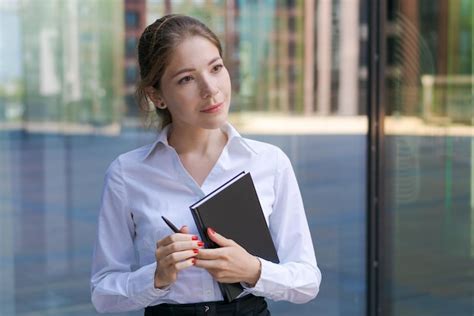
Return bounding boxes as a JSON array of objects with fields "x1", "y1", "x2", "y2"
[{"x1": 144, "y1": 294, "x2": 270, "y2": 316}]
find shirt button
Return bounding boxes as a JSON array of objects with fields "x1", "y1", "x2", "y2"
[{"x1": 205, "y1": 289, "x2": 212, "y2": 296}]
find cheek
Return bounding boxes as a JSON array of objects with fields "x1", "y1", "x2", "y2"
[
  {"x1": 166, "y1": 88, "x2": 199, "y2": 107},
  {"x1": 221, "y1": 72, "x2": 232, "y2": 96}
]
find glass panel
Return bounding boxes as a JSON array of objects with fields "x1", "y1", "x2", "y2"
[
  {"x1": 0, "y1": 0, "x2": 368, "y2": 315},
  {"x1": 383, "y1": 0, "x2": 473, "y2": 315}
]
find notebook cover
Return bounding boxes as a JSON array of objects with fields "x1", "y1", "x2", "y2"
[{"x1": 190, "y1": 172, "x2": 279, "y2": 302}]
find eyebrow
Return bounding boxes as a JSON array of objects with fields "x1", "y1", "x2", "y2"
[{"x1": 171, "y1": 57, "x2": 222, "y2": 79}]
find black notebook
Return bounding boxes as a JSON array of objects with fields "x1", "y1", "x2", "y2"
[{"x1": 189, "y1": 171, "x2": 279, "y2": 302}]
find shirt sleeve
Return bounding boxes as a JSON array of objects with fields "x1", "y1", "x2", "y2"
[
  {"x1": 90, "y1": 158, "x2": 169, "y2": 313},
  {"x1": 242, "y1": 148, "x2": 322, "y2": 303}
]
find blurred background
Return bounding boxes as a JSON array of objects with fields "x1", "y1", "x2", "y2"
[{"x1": 0, "y1": 0, "x2": 472, "y2": 315}]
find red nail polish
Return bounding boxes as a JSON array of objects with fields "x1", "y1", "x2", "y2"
[
  {"x1": 192, "y1": 235, "x2": 198, "y2": 240},
  {"x1": 208, "y1": 227, "x2": 215, "y2": 235},
  {"x1": 193, "y1": 249, "x2": 199, "y2": 254},
  {"x1": 192, "y1": 258, "x2": 197, "y2": 265},
  {"x1": 197, "y1": 241, "x2": 204, "y2": 247}
]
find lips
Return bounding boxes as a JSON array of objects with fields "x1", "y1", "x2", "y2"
[{"x1": 200, "y1": 102, "x2": 224, "y2": 113}]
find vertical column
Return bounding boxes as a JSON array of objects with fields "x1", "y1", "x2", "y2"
[
  {"x1": 317, "y1": 0, "x2": 332, "y2": 115},
  {"x1": 164, "y1": 0, "x2": 171, "y2": 15},
  {"x1": 267, "y1": 3, "x2": 278, "y2": 112},
  {"x1": 1, "y1": 2, "x2": 19, "y2": 314},
  {"x1": 0, "y1": 136, "x2": 15, "y2": 316},
  {"x1": 224, "y1": 0, "x2": 236, "y2": 81},
  {"x1": 471, "y1": 131, "x2": 474, "y2": 257},
  {"x1": 287, "y1": 0, "x2": 296, "y2": 112},
  {"x1": 64, "y1": 0, "x2": 81, "y2": 106},
  {"x1": 279, "y1": 5, "x2": 289, "y2": 112},
  {"x1": 44, "y1": 136, "x2": 68, "y2": 276},
  {"x1": 18, "y1": 135, "x2": 47, "y2": 306},
  {"x1": 400, "y1": 0, "x2": 420, "y2": 115},
  {"x1": 338, "y1": 0, "x2": 360, "y2": 115},
  {"x1": 303, "y1": 0, "x2": 315, "y2": 115}
]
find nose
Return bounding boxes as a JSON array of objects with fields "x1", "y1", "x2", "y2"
[{"x1": 199, "y1": 75, "x2": 218, "y2": 99}]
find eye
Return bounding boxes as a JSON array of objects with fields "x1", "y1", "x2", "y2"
[
  {"x1": 212, "y1": 64, "x2": 224, "y2": 73},
  {"x1": 178, "y1": 75, "x2": 193, "y2": 85}
]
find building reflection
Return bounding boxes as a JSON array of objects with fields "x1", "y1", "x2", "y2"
[
  {"x1": 1, "y1": 0, "x2": 372, "y2": 132},
  {"x1": 0, "y1": 0, "x2": 472, "y2": 315}
]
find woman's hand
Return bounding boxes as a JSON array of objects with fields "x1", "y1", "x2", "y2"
[
  {"x1": 154, "y1": 226, "x2": 203, "y2": 289},
  {"x1": 194, "y1": 228, "x2": 261, "y2": 286}
]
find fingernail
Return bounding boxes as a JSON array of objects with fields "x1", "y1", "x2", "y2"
[
  {"x1": 193, "y1": 249, "x2": 199, "y2": 253},
  {"x1": 192, "y1": 235, "x2": 198, "y2": 240},
  {"x1": 197, "y1": 241, "x2": 204, "y2": 247},
  {"x1": 192, "y1": 258, "x2": 197, "y2": 265},
  {"x1": 208, "y1": 227, "x2": 215, "y2": 235}
]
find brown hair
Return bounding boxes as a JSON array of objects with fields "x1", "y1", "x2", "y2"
[{"x1": 136, "y1": 14, "x2": 223, "y2": 128}]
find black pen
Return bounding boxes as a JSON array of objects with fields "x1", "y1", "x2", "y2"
[{"x1": 161, "y1": 216, "x2": 180, "y2": 233}]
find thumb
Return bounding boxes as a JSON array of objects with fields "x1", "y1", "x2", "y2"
[
  {"x1": 179, "y1": 225, "x2": 190, "y2": 234},
  {"x1": 207, "y1": 227, "x2": 234, "y2": 247}
]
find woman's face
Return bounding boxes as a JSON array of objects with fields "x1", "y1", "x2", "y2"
[{"x1": 158, "y1": 36, "x2": 231, "y2": 131}]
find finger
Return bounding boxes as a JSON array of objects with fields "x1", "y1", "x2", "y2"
[
  {"x1": 157, "y1": 240, "x2": 204, "y2": 259},
  {"x1": 193, "y1": 258, "x2": 222, "y2": 270},
  {"x1": 157, "y1": 233, "x2": 199, "y2": 247},
  {"x1": 180, "y1": 225, "x2": 190, "y2": 234},
  {"x1": 174, "y1": 258, "x2": 196, "y2": 271},
  {"x1": 195, "y1": 248, "x2": 225, "y2": 260},
  {"x1": 162, "y1": 249, "x2": 199, "y2": 265},
  {"x1": 207, "y1": 227, "x2": 236, "y2": 247}
]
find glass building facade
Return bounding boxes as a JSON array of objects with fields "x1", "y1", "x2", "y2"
[
  {"x1": 380, "y1": 0, "x2": 473, "y2": 315},
  {"x1": 0, "y1": 0, "x2": 472, "y2": 315}
]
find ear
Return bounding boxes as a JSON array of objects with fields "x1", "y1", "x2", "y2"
[{"x1": 145, "y1": 87, "x2": 163, "y2": 106}]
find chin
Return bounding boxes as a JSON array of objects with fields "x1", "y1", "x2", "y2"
[{"x1": 201, "y1": 115, "x2": 228, "y2": 130}]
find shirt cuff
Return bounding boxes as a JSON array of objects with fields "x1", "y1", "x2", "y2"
[
  {"x1": 128, "y1": 262, "x2": 170, "y2": 306},
  {"x1": 241, "y1": 258, "x2": 283, "y2": 298}
]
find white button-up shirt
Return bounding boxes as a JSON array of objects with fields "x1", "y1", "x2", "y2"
[{"x1": 91, "y1": 123, "x2": 321, "y2": 313}]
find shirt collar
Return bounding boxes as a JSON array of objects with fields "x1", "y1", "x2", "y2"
[
  {"x1": 221, "y1": 122, "x2": 258, "y2": 155},
  {"x1": 142, "y1": 123, "x2": 172, "y2": 161},
  {"x1": 142, "y1": 122, "x2": 258, "y2": 161}
]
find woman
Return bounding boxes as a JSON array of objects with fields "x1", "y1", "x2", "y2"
[{"x1": 91, "y1": 14, "x2": 321, "y2": 315}]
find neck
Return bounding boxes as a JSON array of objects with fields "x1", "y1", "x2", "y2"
[{"x1": 168, "y1": 124, "x2": 227, "y2": 156}]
